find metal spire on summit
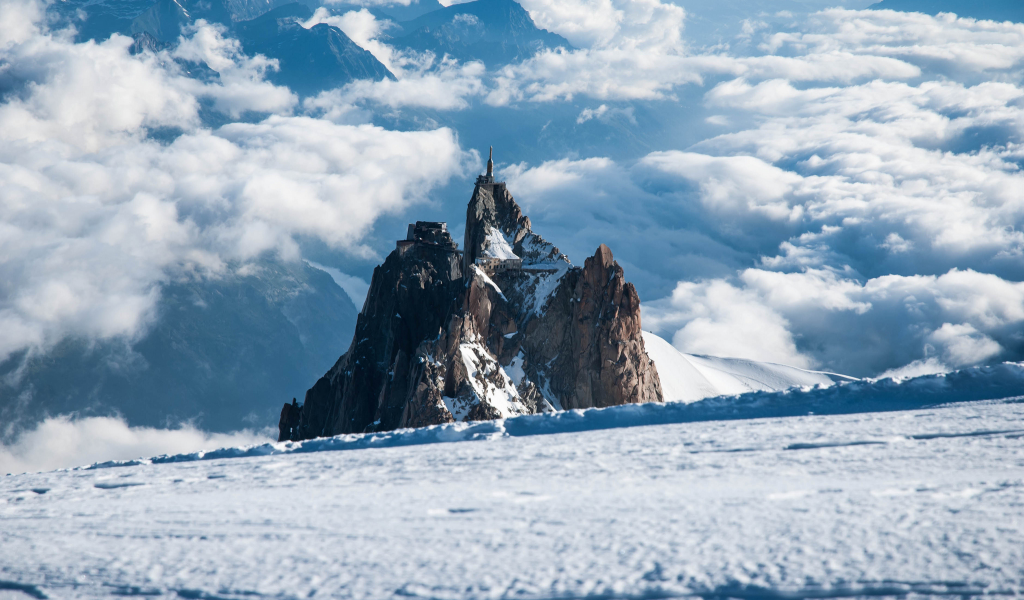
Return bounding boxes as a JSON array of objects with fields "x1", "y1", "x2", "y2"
[{"x1": 477, "y1": 146, "x2": 497, "y2": 184}]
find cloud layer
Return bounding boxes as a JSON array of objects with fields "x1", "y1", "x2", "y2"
[
  {"x1": 0, "y1": 4, "x2": 471, "y2": 363},
  {"x1": 498, "y1": 7, "x2": 1024, "y2": 377},
  {"x1": 0, "y1": 416, "x2": 270, "y2": 474},
  {"x1": 643, "y1": 269, "x2": 1024, "y2": 376}
]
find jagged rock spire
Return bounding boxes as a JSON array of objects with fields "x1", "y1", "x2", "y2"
[
  {"x1": 486, "y1": 146, "x2": 494, "y2": 178},
  {"x1": 293, "y1": 176, "x2": 662, "y2": 439}
]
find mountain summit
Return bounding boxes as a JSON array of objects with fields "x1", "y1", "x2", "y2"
[
  {"x1": 387, "y1": 0, "x2": 572, "y2": 67},
  {"x1": 286, "y1": 152, "x2": 662, "y2": 440}
]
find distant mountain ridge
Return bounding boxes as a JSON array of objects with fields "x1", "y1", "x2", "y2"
[
  {"x1": 48, "y1": 0, "x2": 562, "y2": 96},
  {"x1": 233, "y1": 3, "x2": 396, "y2": 95},
  {"x1": 125, "y1": 0, "x2": 396, "y2": 95},
  {"x1": 869, "y1": 0, "x2": 1024, "y2": 22},
  {"x1": 0, "y1": 260, "x2": 358, "y2": 434},
  {"x1": 385, "y1": 0, "x2": 572, "y2": 67},
  {"x1": 642, "y1": 331, "x2": 856, "y2": 403},
  {"x1": 326, "y1": 0, "x2": 444, "y2": 23}
]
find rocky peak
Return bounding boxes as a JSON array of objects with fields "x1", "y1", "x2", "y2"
[
  {"x1": 515, "y1": 243, "x2": 661, "y2": 410},
  {"x1": 286, "y1": 174, "x2": 662, "y2": 441},
  {"x1": 465, "y1": 183, "x2": 526, "y2": 266},
  {"x1": 296, "y1": 239, "x2": 464, "y2": 438},
  {"x1": 465, "y1": 181, "x2": 566, "y2": 271},
  {"x1": 592, "y1": 243, "x2": 615, "y2": 270}
]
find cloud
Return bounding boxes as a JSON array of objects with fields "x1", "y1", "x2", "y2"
[
  {"x1": 269, "y1": 3, "x2": 1024, "y2": 116},
  {"x1": 0, "y1": 4, "x2": 472, "y2": 364},
  {"x1": 307, "y1": 58, "x2": 487, "y2": 113},
  {"x1": 643, "y1": 268, "x2": 1024, "y2": 377},
  {"x1": 517, "y1": 0, "x2": 686, "y2": 51},
  {"x1": 482, "y1": 7, "x2": 1024, "y2": 106},
  {"x1": 649, "y1": 278, "x2": 811, "y2": 368},
  {"x1": 484, "y1": 6, "x2": 923, "y2": 105},
  {"x1": 0, "y1": 115, "x2": 469, "y2": 362},
  {"x1": 0, "y1": 415, "x2": 270, "y2": 475},
  {"x1": 687, "y1": 80, "x2": 1024, "y2": 278},
  {"x1": 501, "y1": 10, "x2": 1024, "y2": 377},
  {"x1": 764, "y1": 9, "x2": 1024, "y2": 80},
  {"x1": 295, "y1": 3, "x2": 983, "y2": 112},
  {"x1": 171, "y1": 22, "x2": 297, "y2": 118},
  {"x1": 575, "y1": 102, "x2": 637, "y2": 125}
]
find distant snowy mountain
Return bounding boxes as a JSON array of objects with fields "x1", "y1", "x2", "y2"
[
  {"x1": 50, "y1": 0, "x2": 394, "y2": 97},
  {"x1": 386, "y1": 0, "x2": 572, "y2": 67},
  {"x1": 48, "y1": 0, "x2": 299, "y2": 43},
  {"x1": 233, "y1": 3, "x2": 395, "y2": 95},
  {"x1": 869, "y1": 0, "x2": 1024, "y2": 22},
  {"x1": 328, "y1": 0, "x2": 444, "y2": 23},
  {"x1": 642, "y1": 331, "x2": 855, "y2": 403},
  {"x1": 0, "y1": 260, "x2": 357, "y2": 433},
  {"x1": 49, "y1": 0, "x2": 558, "y2": 98},
  {"x1": 47, "y1": 0, "x2": 156, "y2": 42}
]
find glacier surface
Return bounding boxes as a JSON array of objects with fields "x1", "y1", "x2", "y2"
[
  {"x1": 643, "y1": 332, "x2": 854, "y2": 402},
  {"x1": 1, "y1": 364, "x2": 1023, "y2": 599}
]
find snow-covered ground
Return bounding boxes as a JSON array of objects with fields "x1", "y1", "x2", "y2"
[
  {"x1": 644, "y1": 331, "x2": 854, "y2": 402},
  {"x1": 2, "y1": 366, "x2": 1023, "y2": 599}
]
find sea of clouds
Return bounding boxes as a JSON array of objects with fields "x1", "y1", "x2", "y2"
[{"x1": 2, "y1": 0, "x2": 1023, "y2": 471}]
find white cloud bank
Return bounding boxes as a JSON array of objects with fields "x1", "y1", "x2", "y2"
[
  {"x1": 642, "y1": 269, "x2": 1023, "y2": 376},
  {"x1": 501, "y1": 7, "x2": 1024, "y2": 377},
  {"x1": 488, "y1": 7, "x2": 1024, "y2": 103},
  {"x1": 311, "y1": 3, "x2": 1024, "y2": 114},
  {"x1": 0, "y1": 1, "x2": 471, "y2": 364},
  {"x1": 0, "y1": 416, "x2": 270, "y2": 475}
]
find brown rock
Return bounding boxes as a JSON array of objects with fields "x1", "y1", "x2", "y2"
[
  {"x1": 522, "y1": 244, "x2": 663, "y2": 409},
  {"x1": 293, "y1": 176, "x2": 662, "y2": 440}
]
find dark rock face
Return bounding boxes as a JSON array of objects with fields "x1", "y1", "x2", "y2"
[
  {"x1": 464, "y1": 181, "x2": 565, "y2": 270},
  {"x1": 294, "y1": 178, "x2": 662, "y2": 439},
  {"x1": 299, "y1": 237, "x2": 464, "y2": 437}
]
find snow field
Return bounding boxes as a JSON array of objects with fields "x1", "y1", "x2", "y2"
[
  {"x1": 643, "y1": 331, "x2": 851, "y2": 402},
  {"x1": 1, "y1": 397, "x2": 1023, "y2": 600}
]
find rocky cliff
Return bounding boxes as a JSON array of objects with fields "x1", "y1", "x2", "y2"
[{"x1": 286, "y1": 178, "x2": 662, "y2": 441}]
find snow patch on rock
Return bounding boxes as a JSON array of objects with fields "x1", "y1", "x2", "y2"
[
  {"x1": 481, "y1": 226, "x2": 519, "y2": 260},
  {"x1": 455, "y1": 342, "x2": 530, "y2": 419}
]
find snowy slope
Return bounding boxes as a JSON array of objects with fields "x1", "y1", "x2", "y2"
[
  {"x1": 445, "y1": 341, "x2": 532, "y2": 420},
  {"x1": 59, "y1": 360, "x2": 1024, "y2": 468},
  {"x1": 643, "y1": 331, "x2": 854, "y2": 402},
  {"x1": 1, "y1": 387, "x2": 1023, "y2": 599},
  {"x1": 481, "y1": 226, "x2": 520, "y2": 260}
]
